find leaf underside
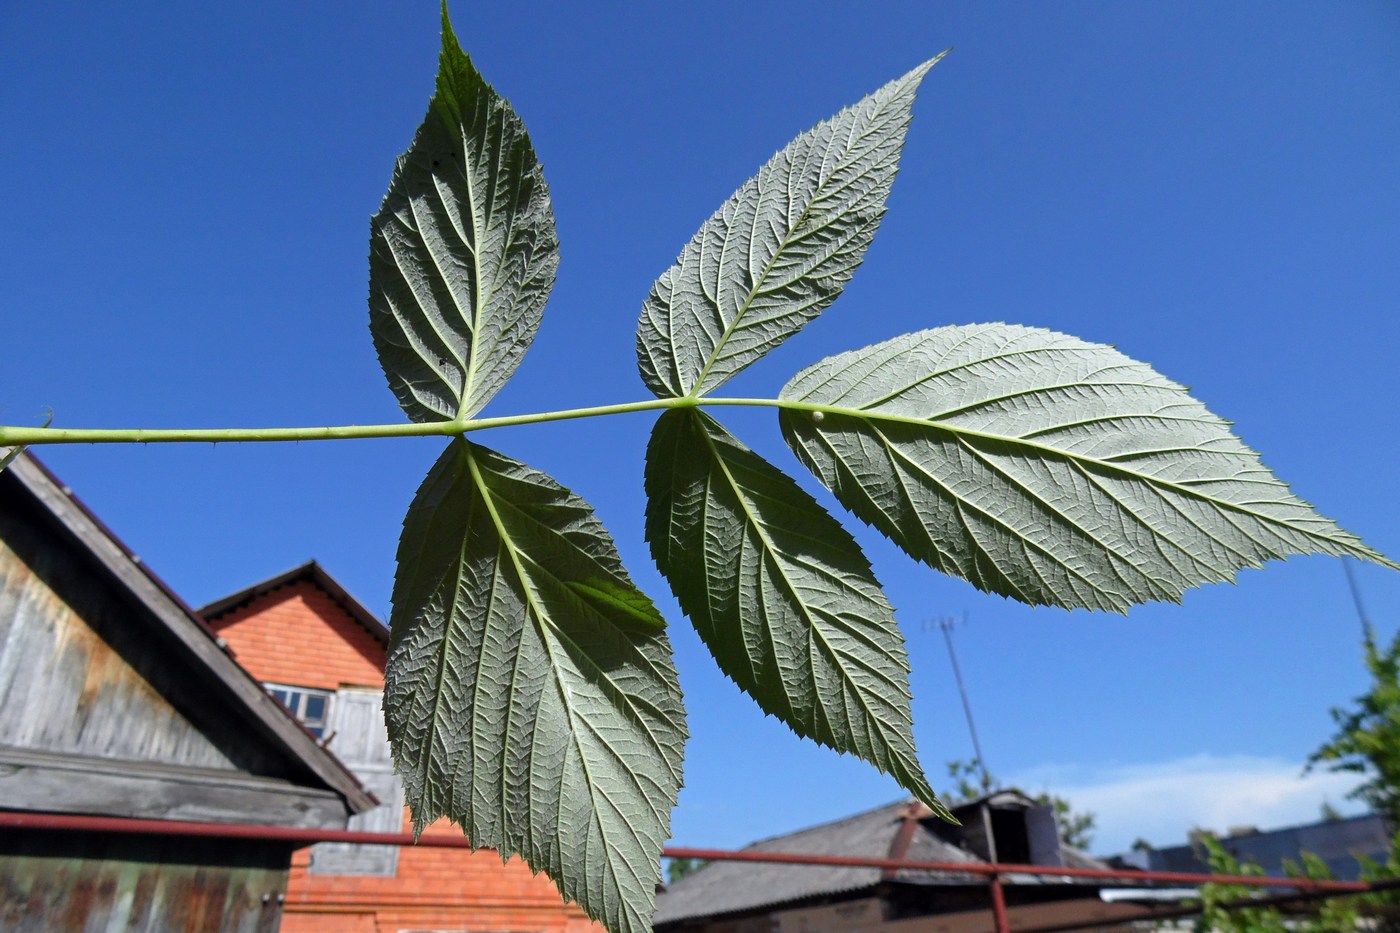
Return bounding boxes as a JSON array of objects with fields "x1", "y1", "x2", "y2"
[
  {"x1": 384, "y1": 440, "x2": 686, "y2": 933},
  {"x1": 636, "y1": 53, "x2": 946, "y2": 400},
  {"x1": 781, "y1": 324, "x2": 1396, "y2": 612},
  {"x1": 370, "y1": 9, "x2": 559, "y2": 423},
  {"x1": 645, "y1": 409, "x2": 949, "y2": 820}
]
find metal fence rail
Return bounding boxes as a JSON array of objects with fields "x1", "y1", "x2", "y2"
[{"x1": 3, "y1": 812, "x2": 1391, "y2": 933}]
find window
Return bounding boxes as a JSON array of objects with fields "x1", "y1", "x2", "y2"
[{"x1": 265, "y1": 683, "x2": 334, "y2": 738}]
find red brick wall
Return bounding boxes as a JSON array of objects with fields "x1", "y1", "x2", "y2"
[
  {"x1": 208, "y1": 577, "x2": 602, "y2": 933},
  {"x1": 282, "y1": 821, "x2": 599, "y2": 933},
  {"x1": 211, "y1": 580, "x2": 385, "y2": 690}
]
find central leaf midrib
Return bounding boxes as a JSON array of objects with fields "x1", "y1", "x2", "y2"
[
  {"x1": 947, "y1": 429, "x2": 1167, "y2": 597},
  {"x1": 455, "y1": 119, "x2": 493, "y2": 420},
  {"x1": 696, "y1": 415, "x2": 908, "y2": 753},
  {"x1": 463, "y1": 447, "x2": 676, "y2": 818},
  {"x1": 687, "y1": 89, "x2": 904, "y2": 398},
  {"x1": 461, "y1": 446, "x2": 617, "y2": 869},
  {"x1": 799, "y1": 403, "x2": 1381, "y2": 559},
  {"x1": 862, "y1": 423, "x2": 1114, "y2": 603}
]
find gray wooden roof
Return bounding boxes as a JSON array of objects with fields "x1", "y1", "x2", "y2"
[
  {"x1": 654, "y1": 800, "x2": 981, "y2": 924},
  {"x1": 656, "y1": 795, "x2": 1115, "y2": 925},
  {"x1": 0, "y1": 453, "x2": 376, "y2": 820}
]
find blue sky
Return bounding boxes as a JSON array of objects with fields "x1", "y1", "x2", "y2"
[{"x1": 2, "y1": 3, "x2": 1398, "y2": 855}]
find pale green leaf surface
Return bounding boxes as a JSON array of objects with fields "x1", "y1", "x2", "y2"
[
  {"x1": 645, "y1": 409, "x2": 949, "y2": 820},
  {"x1": 370, "y1": 8, "x2": 558, "y2": 423},
  {"x1": 384, "y1": 440, "x2": 685, "y2": 933},
  {"x1": 636, "y1": 53, "x2": 946, "y2": 400},
  {"x1": 780, "y1": 324, "x2": 1396, "y2": 612}
]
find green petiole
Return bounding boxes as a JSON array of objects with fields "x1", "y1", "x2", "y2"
[{"x1": 0, "y1": 395, "x2": 833, "y2": 448}]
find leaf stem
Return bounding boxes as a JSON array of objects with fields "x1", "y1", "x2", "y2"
[
  {"x1": 0, "y1": 395, "x2": 753, "y2": 447},
  {"x1": 0, "y1": 396, "x2": 876, "y2": 449}
]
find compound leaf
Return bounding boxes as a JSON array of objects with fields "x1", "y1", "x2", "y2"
[
  {"x1": 636, "y1": 53, "x2": 946, "y2": 400},
  {"x1": 645, "y1": 409, "x2": 948, "y2": 819},
  {"x1": 780, "y1": 324, "x2": 1396, "y2": 612},
  {"x1": 384, "y1": 440, "x2": 685, "y2": 933},
  {"x1": 370, "y1": 7, "x2": 559, "y2": 423}
]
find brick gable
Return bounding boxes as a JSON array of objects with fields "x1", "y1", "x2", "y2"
[
  {"x1": 210, "y1": 579, "x2": 385, "y2": 691},
  {"x1": 206, "y1": 569, "x2": 602, "y2": 933}
]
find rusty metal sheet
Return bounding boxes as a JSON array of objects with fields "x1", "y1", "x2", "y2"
[{"x1": 0, "y1": 829, "x2": 289, "y2": 933}]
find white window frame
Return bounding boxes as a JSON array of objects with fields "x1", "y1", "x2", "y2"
[{"x1": 264, "y1": 682, "x2": 334, "y2": 738}]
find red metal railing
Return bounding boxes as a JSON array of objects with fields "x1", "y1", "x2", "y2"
[{"x1": 3, "y1": 812, "x2": 1388, "y2": 933}]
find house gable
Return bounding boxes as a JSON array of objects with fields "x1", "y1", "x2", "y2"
[{"x1": 0, "y1": 455, "x2": 373, "y2": 826}]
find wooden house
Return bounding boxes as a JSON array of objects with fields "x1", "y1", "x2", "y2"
[
  {"x1": 0, "y1": 453, "x2": 375, "y2": 932},
  {"x1": 202, "y1": 561, "x2": 603, "y2": 933}
]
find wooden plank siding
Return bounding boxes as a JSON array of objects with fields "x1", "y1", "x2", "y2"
[
  {"x1": 0, "y1": 456, "x2": 373, "y2": 814},
  {"x1": 0, "y1": 747, "x2": 350, "y2": 829},
  {"x1": 0, "y1": 485, "x2": 353, "y2": 825},
  {"x1": 0, "y1": 505, "x2": 262, "y2": 771}
]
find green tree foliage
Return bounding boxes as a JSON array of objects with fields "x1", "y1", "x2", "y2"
[
  {"x1": 1194, "y1": 834, "x2": 1360, "y2": 933},
  {"x1": 666, "y1": 857, "x2": 710, "y2": 883},
  {"x1": 1189, "y1": 626, "x2": 1400, "y2": 932},
  {"x1": 2, "y1": 8, "x2": 1396, "y2": 933},
  {"x1": 1310, "y1": 624, "x2": 1400, "y2": 828}
]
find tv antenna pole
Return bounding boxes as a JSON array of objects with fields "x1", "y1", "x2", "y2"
[
  {"x1": 1343, "y1": 559, "x2": 1373, "y2": 641},
  {"x1": 937, "y1": 612, "x2": 991, "y2": 793}
]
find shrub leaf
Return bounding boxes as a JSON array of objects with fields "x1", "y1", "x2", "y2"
[
  {"x1": 781, "y1": 324, "x2": 1397, "y2": 612},
  {"x1": 370, "y1": 7, "x2": 559, "y2": 422},
  {"x1": 645, "y1": 409, "x2": 948, "y2": 818},
  {"x1": 636, "y1": 53, "x2": 946, "y2": 400},
  {"x1": 385, "y1": 439, "x2": 686, "y2": 933}
]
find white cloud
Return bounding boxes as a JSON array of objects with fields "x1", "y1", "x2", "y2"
[{"x1": 1005, "y1": 754, "x2": 1366, "y2": 855}]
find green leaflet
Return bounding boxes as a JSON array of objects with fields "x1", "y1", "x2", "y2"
[
  {"x1": 780, "y1": 324, "x2": 1397, "y2": 612},
  {"x1": 636, "y1": 53, "x2": 946, "y2": 401},
  {"x1": 384, "y1": 439, "x2": 686, "y2": 933},
  {"x1": 370, "y1": 6, "x2": 559, "y2": 423},
  {"x1": 645, "y1": 409, "x2": 949, "y2": 820}
]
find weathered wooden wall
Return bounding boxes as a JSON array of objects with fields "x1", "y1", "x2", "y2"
[
  {"x1": 0, "y1": 484, "x2": 348, "y2": 826},
  {"x1": 0, "y1": 493, "x2": 282, "y2": 770},
  {"x1": 0, "y1": 462, "x2": 370, "y2": 933},
  {"x1": 0, "y1": 829, "x2": 288, "y2": 933}
]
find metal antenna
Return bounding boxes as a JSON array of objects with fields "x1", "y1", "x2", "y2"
[
  {"x1": 1343, "y1": 558, "x2": 1374, "y2": 641},
  {"x1": 939, "y1": 612, "x2": 991, "y2": 792}
]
